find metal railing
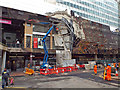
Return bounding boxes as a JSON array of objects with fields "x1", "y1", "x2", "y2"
[{"x1": 6, "y1": 43, "x2": 23, "y2": 48}]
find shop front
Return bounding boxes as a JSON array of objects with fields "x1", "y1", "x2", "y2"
[{"x1": 6, "y1": 56, "x2": 25, "y2": 72}]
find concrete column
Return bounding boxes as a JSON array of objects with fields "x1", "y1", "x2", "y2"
[
  {"x1": 50, "y1": 30, "x2": 53, "y2": 49},
  {"x1": 0, "y1": 50, "x2": 2, "y2": 74},
  {"x1": 24, "y1": 22, "x2": 27, "y2": 48},
  {"x1": 30, "y1": 36, "x2": 32, "y2": 49},
  {"x1": 95, "y1": 54, "x2": 97, "y2": 60},
  {"x1": 2, "y1": 51, "x2": 6, "y2": 72},
  {"x1": 0, "y1": 7, "x2": 2, "y2": 74},
  {"x1": 30, "y1": 24, "x2": 33, "y2": 49},
  {"x1": 24, "y1": 35, "x2": 26, "y2": 48}
]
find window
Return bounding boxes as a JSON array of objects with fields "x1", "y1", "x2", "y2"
[
  {"x1": 70, "y1": 3, "x2": 72, "y2": 7},
  {"x1": 66, "y1": 2, "x2": 69, "y2": 6},
  {"x1": 63, "y1": 1, "x2": 66, "y2": 5},
  {"x1": 6, "y1": 37, "x2": 11, "y2": 39},
  {"x1": 71, "y1": 3, "x2": 73, "y2": 7},
  {"x1": 77, "y1": 5, "x2": 79, "y2": 9},
  {"x1": 74, "y1": 4, "x2": 77, "y2": 8}
]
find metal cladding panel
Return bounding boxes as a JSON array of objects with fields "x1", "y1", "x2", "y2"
[
  {"x1": 59, "y1": 29, "x2": 68, "y2": 35},
  {"x1": 54, "y1": 35, "x2": 64, "y2": 46},
  {"x1": 56, "y1": 50, "x2": 73, "y2": 67},
  {"x1": 62, "y1": 59, "x2": 76, "y2": 67}
]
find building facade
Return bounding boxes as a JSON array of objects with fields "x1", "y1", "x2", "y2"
[
  {"x1": 49, "y1": 0, "x2": 118, "y2": 30},
  {"x1": 0, "y1": 6, "x2": 119, "y2": 73}
]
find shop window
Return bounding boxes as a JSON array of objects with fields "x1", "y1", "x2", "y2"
[
  {"x1": 26, "y1": 36, "x2": 31, "y2": 48},
  {"x1": 6, "y1": 37, "x2": 11, "y2": 39}
]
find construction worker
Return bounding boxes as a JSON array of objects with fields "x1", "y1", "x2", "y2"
[
  {"x1": 113, "y1": 63, "x2": 116, "y2": 68},
  {"x1": 2, "y1": 68, "x2": 10, "y2": 88},
  {"x1": 106, "y1": 64, "x2": 111, "y2": 81},
  {"x1": 94, "y1": 64, "x2": 97, "y2": 75},
  {"x1": 28, "y1": 63, "x2": 30, "y2": 68},
  {"x1": 119, "y1": 63, "x2": 120, "y2": 68}
]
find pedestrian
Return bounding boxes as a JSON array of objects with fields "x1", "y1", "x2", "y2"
[
  {"x1": 9, "y1": 77, "x2": 14, "y2": 86},
  {"x1": 116, "y1": 63, "x2": 119, "y2": 70},
  {"x1": 106, "y1": 64, "x2": 111, "y2": 81},
  {"x1": 28, "y1": 63, "x2": 30, "y2": 68},
  {"x1": 16, "y1": 39, "x2": 20, "y2": 48},
  {"x1": 94, "y1": 64, "x2": 97, "y2": 75},
  {"x1": 2, "y1": 68, "x2": 10, "y2": 89}
]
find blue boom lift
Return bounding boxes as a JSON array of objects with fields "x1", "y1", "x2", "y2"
[
  {"x1": 28, "y1": 19, "x2": 56, "y2": 69},
  {"x1": 30, "y1": 17, "x2": 74, "y2": 69},
  {"x1": 41, "y1": 25, "x2": 55, "y2": 69}
]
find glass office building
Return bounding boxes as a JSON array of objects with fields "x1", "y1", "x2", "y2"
[{"x1": 56, "y1": 0, "x2": 119, "y2": 30}]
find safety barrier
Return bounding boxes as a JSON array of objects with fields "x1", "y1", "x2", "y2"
[
  {"x1": 25, "y1": 68, "x2": 34, "y2": 75},
  {"x1": 40, "y1": 69, "x2": 48, "y2": 75},
  {"x1": 39, "y1": 65, "x2": 78, "y2": 75},
  {"x1": 115, "y1": 69, "x2": 118, "y2": 76}
]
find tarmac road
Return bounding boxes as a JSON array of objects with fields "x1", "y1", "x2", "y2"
[{"x1": 5, "y1": 69, "x2": 119, "y2": 88}]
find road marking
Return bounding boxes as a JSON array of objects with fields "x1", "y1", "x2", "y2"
[
  {"x1": 107, "y1": 82, "x2": 118, "y2": 86},
  {"x1": 83, "y1": 71, "x2": 88, "y2": 72},
  {"x1": 88, "y1": 78, "x2": 94, "y2": 81},
  {"x1": 5, "y1": 87, "x2": 26, "y2": 88}
]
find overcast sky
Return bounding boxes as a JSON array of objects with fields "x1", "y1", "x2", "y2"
[{"x1": 0, "y1": 0, "x2": 64, "y2": 15}]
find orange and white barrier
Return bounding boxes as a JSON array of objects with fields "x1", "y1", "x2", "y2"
[{"x1": 39, "y1": 65, "x2": 78, "y2": 75}]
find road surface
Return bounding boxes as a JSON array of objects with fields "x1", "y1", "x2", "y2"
[{"x1": 6, "y1": 69, "x2": 119, "y2": 88}]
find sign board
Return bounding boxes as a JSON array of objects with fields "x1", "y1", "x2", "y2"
[
  {"x1": 0, "y1": 19, "x2": 11, "y2": 24},
  {"x1": 34, "y1": 38, "x2": 38, "y2": 48}
]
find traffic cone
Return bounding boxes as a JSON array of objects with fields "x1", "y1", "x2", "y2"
[
  {"x1": 45, "y1": 70, "x2": 47, "y2": 75},
  {"x1": 61, "y1": 69, "x2": 64, "y2": 73},
  {"x1": 70, "y1": 68, "x2": 72, "y2": 72},
  {"x1": 103, "y1": 67, "x2": 106, "y2": 80},
  {"x1": 56, "y1": 69, "x2": 58, "y2": 74},
  {"x1": 115, "y1": 69, "x2": 118, "y2": 76}
]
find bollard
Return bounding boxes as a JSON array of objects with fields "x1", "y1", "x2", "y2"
[
  {"x1": 56, "y1": 69, "x2": 58, "y2": 74},
  {"x1": 0, "y1": 76, "x2": 2, "y2": 81},
  {"x1": 103, "y1": 67, "x2": 106, "y2": 80},
  {"x1": 45, "y1": 70, "x2": 47, "y2": 75},
  {"x1": 115, "y1": 69, "x2": 118, "y2": 76}
]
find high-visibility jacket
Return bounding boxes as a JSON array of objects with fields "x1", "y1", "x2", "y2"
[
  {"x1": 119, "y1": 63, "x2": 120, "y2": 68},
  {"x1": 106, "y1": 66, "x2": 111, "y2": 80},
  {"x1": 113, "y1": 63, "x2": 116, "y2": 67},
  {"x1": 2, "y1": 70, "x2": 9, "y2": 79},
  {"x1": 94, "y1": 65, "x2": 97, "y2": 74},
  {"x1": 103, "y1": 67, "x2": 106, "y2": 80}
]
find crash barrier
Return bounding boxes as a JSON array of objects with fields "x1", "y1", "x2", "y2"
[
  {"x1": 25, "y1": 68, "x2": 34, "y2": 75},
  {"x1": 40, "y1": 66, "x2": 78, "y2": 75},
  {"x1": 77, "y1": 64, "x2": 85, "y2": 69}
]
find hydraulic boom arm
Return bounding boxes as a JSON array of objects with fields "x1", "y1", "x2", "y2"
[{"x1": 42, "y1": 25, "x2": 55, "y2": 68}]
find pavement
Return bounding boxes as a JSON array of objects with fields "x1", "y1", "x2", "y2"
[{"x1": 10, "y1": 71, "x2": 25, "y2": 77}]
